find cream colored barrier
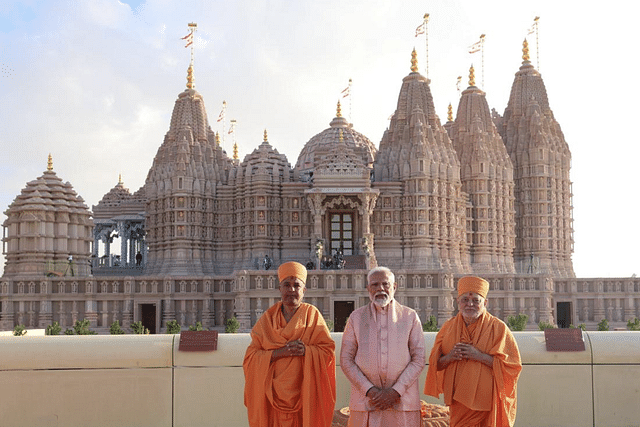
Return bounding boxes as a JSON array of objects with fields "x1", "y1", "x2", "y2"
[{"x1": 1, "y1": 331, "x2": 639, "y2": 427}]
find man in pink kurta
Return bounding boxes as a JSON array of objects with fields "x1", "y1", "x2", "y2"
[{"x1": 340, "y1": 267, "x2": 425, "y2": 427}]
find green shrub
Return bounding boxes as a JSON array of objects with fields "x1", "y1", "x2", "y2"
[
  {"x1": 45, "y1": 321, "x2": 62, "y2": 335},
  {"x1": 225, "y1": 316, "x2": 240, "y2": 333},
  {"x1": 507, "y1": 314, "x2": 529, "y2": 331},
  {"x1": 64, "y1": 328, "x2": 75, "y2": 335},
  {"x1": 166, "y1": 320, "x2": 181, "y2": 334},
  {"x1": 538, "y1": 321, "x2": 556, "y2": 330},
  {"x1": 325, "y1": 319, "x2": 335, "y2": 332},
  {"x1": 188, "y1": 321, "x2": 206, "y2": 331},
  {"x1": 597, "y1": 319, "x2": 609, "y2": 331},
  {"x1": 73, "y1": 319, "x2": 97, "y2": 335},
  {"x1": 130, "y1": 321, "x2": 149, "y2": 335},
  {"x1": 422, "y1": 315, "x2": 439, "y2": 332},
  {"x1": 13, "y1": 324, "x2": 27, "y2": 336},
  {"x1": 627, "y1": 317, "x2": 640, "y2": 331},
  {"x1": 109, "y1": 321, "x2": 125, "y2": 335}
]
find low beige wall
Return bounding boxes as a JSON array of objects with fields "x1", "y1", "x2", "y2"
[{"x1": 1, "y1": 332, "x2": 638, "y2": 427}]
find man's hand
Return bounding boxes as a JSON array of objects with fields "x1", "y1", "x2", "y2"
[
  {"x1": 440, "y1": 342, "x2": 493, "y2": 368},
  {"x1": 367, "y1": 387, "x2": 401, "y2": 410},
  {"x1": 271, "y1": 339, "x2": 305, "y2": 361}
]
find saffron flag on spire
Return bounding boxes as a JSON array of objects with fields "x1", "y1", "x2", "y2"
[
  {"x1": 468, "y1": 40, "x2": 482, "y2": 54},
  {"x1": 341, "y1": 85, "x2": 350, "y2": 98},
  {"x1": 527, "y1": 16, "x2": 539, "y2": 35},
  {"x1": 228, "y1": 119, "x2": 237, "y2": 134},
  {"x1": 182, "y1": 31, "x2": 194, "y2": 48},
  {"x1": 415, "y1": 21, "x2": 426, "y2": 37},
  {"x1": 217, "y1": 101, "x2": 226, "y2": 122}
]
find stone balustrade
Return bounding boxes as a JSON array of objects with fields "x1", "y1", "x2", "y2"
[{"x1": 1, "y1": 331, "x2": 639, "y2": 426}]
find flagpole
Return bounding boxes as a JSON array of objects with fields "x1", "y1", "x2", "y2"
[
  {"x1": 424, "y1": 13, "x2": 429, "y2": 79},
  {"x1": 188, "y1": 22, "x2": 197, "y2": 69},
  {"x1": 220, "y1": 101, "x2": 227, "y2": 148},
  {"x1": 480, "y1": 34, "x2": 485, "y2": 90},
  {"x1": 534, "y1": 16, "x2": 540, "y2": 71},
  {"x1": 348, "y1": 78, "x2": 352, "y2": 122},
  {"x1": 182, "y1": 23, "x2": 197, "y2": 89}
]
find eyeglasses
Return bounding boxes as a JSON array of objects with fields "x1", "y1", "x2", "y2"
[{"x1": 459, "y1": 297, "x2": 483, "y2": 306}]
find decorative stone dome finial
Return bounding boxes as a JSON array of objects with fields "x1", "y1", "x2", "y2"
[
  {"x1": 447, "y1": 103, "x2": 453, "y2": 122},
  {"x1": 336, "y1": 100, "x2": 342, "y2": 118},
  {"x1": 118, "y1": 173, "x2": 123, "y2": 185},
  {"x1": 186, "y1": 63, "x2": 194, "y2": 89},
  {"x1": 411, "y1": 48, "x2": 418, "y2": 73},
  {"x1": 522, "y1": 38, "x2": 530, "y2": 62},
  {"x1": 47, "y1": 153, "x2": 53, "y2": 171},
  {"x1": 469, "y1": 64, "x2": 476, "y2": 87},
  {"x1": 263, "y1": 129, "x2": 268, "y2": 142},
  {"x1": 215, "y1": 132, "x2": 221, "y2": 146},
  {"x1": 233, "y1": 142, "x2": 238, "y2": 160}
]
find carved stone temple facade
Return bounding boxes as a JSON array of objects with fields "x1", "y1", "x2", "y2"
[{"x1": 2, "y1": 45, "x2": 639, "y2": 333}]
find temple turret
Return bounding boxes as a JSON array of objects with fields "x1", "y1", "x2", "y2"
[
  {"x1": 223, "y1": 130, "x2": 292, "y2": 271},
  {"x1": 2, "y1": 155, "x2": 93, "y2": 278},
  {"x1": 373, "y1": 50, "x2": 467, "y2": 271},
  {"x1": 143, "y1": 64, "x2": 234, "y2": 275},
  {"x1": 496, "y1": 39, "x2": 574, "y2": 277},
  {"x1": 449, "y1": 66, "x2": 516, "y2": 274}
]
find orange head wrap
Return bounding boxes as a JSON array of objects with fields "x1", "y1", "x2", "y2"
[
  {"x1": 458, "y1": 276, "x2": 490, "y2": 298},
  {"x1": 278, "y1": 261, "x2": 307, "y2": 284}
]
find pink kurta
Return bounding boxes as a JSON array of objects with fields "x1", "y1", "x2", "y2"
[{"x1": 340, "y1": 300, "x2": 425, "y2": 427}]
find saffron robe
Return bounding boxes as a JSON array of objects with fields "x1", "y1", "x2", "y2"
[
  {"x1": 424, "y1": 311, "x2": 521, "y2": 427},
  {"x1": 243, "y1": 302, "x2": 336, "y2": 427}
]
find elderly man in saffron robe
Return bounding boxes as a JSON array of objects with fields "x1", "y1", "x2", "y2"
[
  {"x1": 424, "y1": 276, "x2": 522, "y2": 427},
  {"x1": 243, "y1": 261, "x2": 336, "y2": 427},
  {"x1": 341, "y1": 266, "x2": 425, "y2": 427}
]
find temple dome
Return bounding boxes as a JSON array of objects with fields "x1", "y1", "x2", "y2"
[
  {"x1": 294, "y1": 105, "x2": 376, "y2": 180},
  {"x1": 93, "y1": 176, "x2": 146, "y2": 220},
  {"x1": 2, "y1": 158, "x2": 93, "y2": 277},
  {"x1": 232, "y1": 131, "x2": 292, "y2": 185}
]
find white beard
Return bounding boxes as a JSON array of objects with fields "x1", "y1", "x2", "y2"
[{"x1": 371, "y1": 293, "x2": 391, "y2": 308}]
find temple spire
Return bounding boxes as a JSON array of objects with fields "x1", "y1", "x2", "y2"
[
  {"x1": 336, "y1": 100, "x2": 342, "y2": 118},
  {"x1": 469, "y1": 64, "x2": 476, "y2": 87},
  {"x1": 411, "y1": 48, "x2": 418, "y2": 73},
  {"x1": 263, "y1": 129, "x2": 268, "y2": 143},
  {"x1": 47, "y1": 154, "x2": 53, "y2": 171},
  {"x1": 215, "y1": 132, "x2": 221, "y2": 146},
  {"x1": 447, "y1": 103, "x2": 453, "y2": 122},
  {"x1": 118, "y1": 173, "x2": 123, "y2": 185},
  {"x1": 233, "y1": 142, "x2": 238, "y2": 160}
]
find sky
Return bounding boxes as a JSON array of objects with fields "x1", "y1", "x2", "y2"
[{"x1": 0, "y1": 0, "x2": 637, "y2": 278}]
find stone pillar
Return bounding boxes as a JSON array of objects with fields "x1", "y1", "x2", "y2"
[
  {"x1": 594, "y1": 294, "x2": 605, "y2": 323},
  {"x1": 504, "y1": 291, "x2": 516, "y2": 319},
  {"x1": 1, "y1": 280, "x2": 14, "y2": 330},
  {"x1": 438, "y1": 291, "x2": 455, "y2": 326},
  {"x1": 38, "y1": 300, "x2": 53, "y2": 328},
  {"x1": 37, "y1": 280, "x2": 52, "y2": 328},
  {"x1": 92, "y1": 231, "x2": 100, "y2": 269},
  {"x1": 625, "y1": 281, "x2": 636, "y2": 321},
  {"x1": 235, "y1": 295, "x2": 251, "y2": 332},
  {"x1": 105, "y1": 237, "x2": 112, "y2": 266},
  {"x1": 85, "y1": 299, "x2": 98, "y2": 328}
]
